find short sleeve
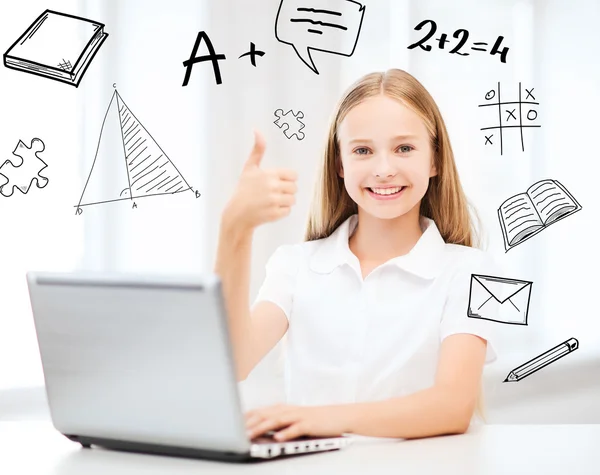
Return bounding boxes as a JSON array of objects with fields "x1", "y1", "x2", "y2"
[
  {"x1": 440, "y1": 251, "x2": 502, "y2": 365},
  {"x1": 251, "y1": 244, "x2": 303, "y2": 322}
]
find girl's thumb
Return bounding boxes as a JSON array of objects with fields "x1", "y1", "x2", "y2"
[{"x1": 244, "y1": 129, "x2": 266, "y2": 169}]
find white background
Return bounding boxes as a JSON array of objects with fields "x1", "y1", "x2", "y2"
[{"x1": 0, "y1": 0, "x2": 598, "y2": 412}]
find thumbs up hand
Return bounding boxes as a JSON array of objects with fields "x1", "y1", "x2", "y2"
[
  {"x1": 242, "y1": 129, "x2": 267, "y2": 171},
  {"x1": 223, "y1": 130, "x2": 298, "y2": 232}
]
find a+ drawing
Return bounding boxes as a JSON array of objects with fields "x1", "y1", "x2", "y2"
[{"x1": 75, "y1": 84, "x2": 200, "y2": 214}]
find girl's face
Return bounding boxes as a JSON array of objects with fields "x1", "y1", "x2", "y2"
[{"x1": 336, "y1": 94, "x2": 437, "y2": 220}]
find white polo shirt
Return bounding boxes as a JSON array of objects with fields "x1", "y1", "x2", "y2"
[{"x1": 251, "y1": 213, "x2": 500, "y2": 408}]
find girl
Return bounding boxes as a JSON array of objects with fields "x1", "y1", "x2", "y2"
[{"x1": 215, "y1": 68, "x2": 499, "y2": 442}]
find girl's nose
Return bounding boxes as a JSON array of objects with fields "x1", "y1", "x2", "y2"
[{"x1": 373, "y1": 153, "x2": 397, "y2": 177}]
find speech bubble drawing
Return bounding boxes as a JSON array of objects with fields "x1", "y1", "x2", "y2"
[{"x1": 275, "y1": 0, "x2": 366, "y2": 75}]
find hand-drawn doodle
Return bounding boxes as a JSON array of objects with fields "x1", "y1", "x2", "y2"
[
  {"x1": 182, "y1": 33, "x2": 269, "y2": 86},
  {"x1": 498, "y1": 179, "x2": 581, "y2": 252},
  {"x1": 408, "y1": 19, "x2": 509, "y2": 63},
  {"x1": 274, "y1": 109, "x2": 306, "y2": 140},
  {"x1": 275, "y1": 0, "x2": 366, "y2": 75},
  {"x1": 504, "y1": 338, "x2": 579, "y2": 383},
  {"x1": 468, "y1": 274, "x2": 532, "y2": 325},
  {"x1": 75, "y1": 86, "x2": 200, "y2": 214},
  {"x1": 3, "y1": 9, "x2": 108, "y2": 87},
  {"x1": 182, "y1": 31, "x2": 227, "y2": 86},
  {"x1": 238, "y1": 42, "x2": 266, "y2": 66},
  {"x1": 479, "y1": 82, "x2": 540, "y2": 155},
  {"x1": 0, "y1": 138, "x2": 48, "y2": 197}
]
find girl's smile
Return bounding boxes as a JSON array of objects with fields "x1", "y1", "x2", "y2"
[{"x1": 365, "y1": 185, "x2": 407, "y2": 200}]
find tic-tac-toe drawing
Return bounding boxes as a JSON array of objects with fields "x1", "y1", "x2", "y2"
[
  {"x1": 479, "y1": 82, "x2": 541, "y2": 156},
  {"x1": 0, "y1": 138, "x2": 49, "y2": 197},
  {"x1": 273, "y1": 109, "x2": 306, "y2": 140}
]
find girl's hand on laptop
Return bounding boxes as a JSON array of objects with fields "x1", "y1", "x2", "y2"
[
  {"x1": 223, "y1": 129, "x2": 298, "y2": 232},
  {"x1": 245, "y1": 404, "x2": 350, "y2": 442}
]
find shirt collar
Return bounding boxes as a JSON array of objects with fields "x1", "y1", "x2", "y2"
[{"x1": 308, "y1": 214, "x2": 448, "y2": 279}]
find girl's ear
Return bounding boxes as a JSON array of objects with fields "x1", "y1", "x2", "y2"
[
  {"x1": 429, "y1": 155, "x2": 438, "y2": 178},
  {"x1": 337, "y1": 156, "x2": 344, "y2": 178}
]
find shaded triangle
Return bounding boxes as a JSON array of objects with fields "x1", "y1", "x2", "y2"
[{"x1": 116, "y1": 92, "x2": 191, "y2": 198}]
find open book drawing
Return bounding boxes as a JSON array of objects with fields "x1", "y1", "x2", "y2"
[
  {"x1": 3, "y1": 9, "x2": 108, "y2": 87},
  {"x1": 498, "y1": 179, "x2": 581, "y2": 252}
]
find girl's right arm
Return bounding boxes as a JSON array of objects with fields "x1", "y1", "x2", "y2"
[
  {"x1": 214, "y1": 214, "x2": 258, "y2": 382},
  {"x1": 213, "y1": 130, "x2": 298, "y2": 382}
]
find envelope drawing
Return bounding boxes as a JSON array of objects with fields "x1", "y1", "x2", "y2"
[{"x1": 467, "y1": 274, "x2": 533, "y2": 325}]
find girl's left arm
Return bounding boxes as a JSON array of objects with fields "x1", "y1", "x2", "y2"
[{"x1": 344, "y1": 333, "x2": 487, "y2": 438}]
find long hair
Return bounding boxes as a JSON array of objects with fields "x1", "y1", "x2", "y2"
[{"x1": 303, "y1": 68, "x2": 487, "y2": 422}]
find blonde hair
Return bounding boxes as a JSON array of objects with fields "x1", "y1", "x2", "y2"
[{"x1": 303, "y1": 68, "x2": 487, "y2": 423}]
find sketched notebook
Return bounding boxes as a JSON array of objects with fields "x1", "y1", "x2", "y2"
[
  {"x1": 3, "y1": 9, "x2": 108, "y2": 87},
  {"x1": 498, "y1": 179, "x2": 581, "y2": 251}
]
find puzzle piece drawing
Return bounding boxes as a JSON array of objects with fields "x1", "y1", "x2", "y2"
[
  {"x1": 273, "y1": 109, "x2": 305, "y2": 140},
  {"x1": 0, "y1": 138, "x2": 48, "y2": 197}
]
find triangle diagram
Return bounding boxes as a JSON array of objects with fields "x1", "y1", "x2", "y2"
[{"x1": 76, "y1": 89, "x2": 193, "y2": 210}]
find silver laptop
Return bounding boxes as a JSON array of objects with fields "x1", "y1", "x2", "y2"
[{"x1": 26, "y1": 271, "x2": 353, "y2": 462}]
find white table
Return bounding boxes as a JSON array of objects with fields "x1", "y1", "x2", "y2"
[{"x1": 1, "y1": 422, "x2": 599, "y2": 474}]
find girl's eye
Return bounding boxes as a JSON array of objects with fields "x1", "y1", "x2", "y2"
[
  {"x1": 354, "y1": 147, "x2": 370, "y2": 155},
  {"x1": 398, "y1": 145, "x2": 414, "y2": 153}
]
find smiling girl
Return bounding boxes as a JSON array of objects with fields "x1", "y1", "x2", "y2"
[{"x1": 215, "y1": 68, "x2": 500, "y2": 442}]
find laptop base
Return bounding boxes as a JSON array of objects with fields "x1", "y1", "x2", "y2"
[{"x1": 64, "y1": 433, "x2": 340, "y2": 463}]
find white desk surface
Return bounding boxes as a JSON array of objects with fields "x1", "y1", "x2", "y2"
[{"x1": 1, "y1": 421, "x2": 599, "y2": 474}]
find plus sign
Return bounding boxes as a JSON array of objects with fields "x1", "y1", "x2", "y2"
[
  {"x1": 238, "y1": 42, "x2": 265, "y2": 67},
  {"x1": 436, "y1": 33, "x2": 449, "y2": 49}
]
